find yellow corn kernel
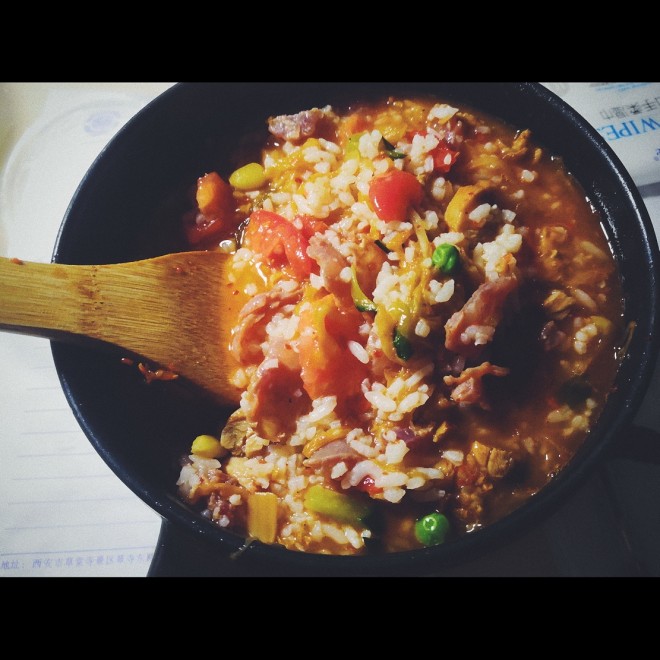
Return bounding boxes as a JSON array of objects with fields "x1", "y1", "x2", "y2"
[
  {"x1": 229, "y1": 162, "x2": 267, "y2": 191},
  {"x1": 191, "y1": 434, "x2": 226, "y2": 459},
  {"x1": 247, "y1": 492, "x2": 279, "y2": 544}
]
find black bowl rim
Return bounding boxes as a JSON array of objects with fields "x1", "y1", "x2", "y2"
[{"x1": 52, "y1": 82, "x2": 660, "y2": 574}]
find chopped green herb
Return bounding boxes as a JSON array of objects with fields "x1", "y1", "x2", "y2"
[
  {"x1": 375, "y1": 239, "x2": 392, "y2": 254},
  {"x1": 393, "y1": 329, "x2": 413, "y2": 361},
  {"x1": 351, "y1": 265, "x2": 377, "y2": 313},
  {"x1": 379, "y1": 137, "x2": 406, "y2": 160}
]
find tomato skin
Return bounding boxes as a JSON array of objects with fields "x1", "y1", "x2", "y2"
[
  {"x1": 243, "y1": 210, "x2": 325, "y2": 279},
  {"x1": 184, "y1": 214, "x2": 225, "y2": 246},
  {"x1": 197, "y1": 172, "x2": 233, "y2": 218},
  {"x1": 356, "y1": 475, "x2": 382, "y2": 496},
  {"x1": 297, "y1": 214, "x2": 328, "y2": 238},
  {"x1": 184, "y1": 172, "x2": 236, "y2": 246},
  {"x1": 407, "y1": 130, "x2": 459, "y2": 175},
  {"x1": 430, "y1": 143, "x2": 459, "y2": 174},
  {"x1": 369, "y1": 169, "x2": 423, "y2": 222}
]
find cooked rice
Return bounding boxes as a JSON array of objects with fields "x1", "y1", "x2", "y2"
[{"x1": 176, "y1": 96, "x2": 623, "y2": 556}]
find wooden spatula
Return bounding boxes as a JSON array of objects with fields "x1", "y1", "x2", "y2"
[{"x1": 0, "y1": 252, "x2": 243, "y2": 406}]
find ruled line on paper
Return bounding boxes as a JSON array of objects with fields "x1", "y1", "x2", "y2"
[
  {"x1": 6, "y1": 520, "x2": 160, "y2": 531},
  {"x1": 0, "y1": 545, "x2": 156, "y2": 557},
  {"x1": 20, "y1": 430, "x2": 81, "y2": 436},
  {"x1": 7, "y1": 496, "x2": 139, "y2": 505},
  {"x1": 14, "y1": 451, "x2": 94, "y2": 458},
  {"x1": 12, "y1": 474, "x2": 117, "y2": 481},
  {"x1": 25, "y1": 385, "x2": 66, "y2": 390}
]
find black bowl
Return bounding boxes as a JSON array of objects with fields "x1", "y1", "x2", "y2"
[{"x1": 52, "y1": 83, "x2": 660, "y2": 576}]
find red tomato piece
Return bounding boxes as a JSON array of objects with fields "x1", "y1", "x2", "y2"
[
  {"x1": 184, "y1": 172, "x2": 236, "y2": 246},
  {"x1": 297, "y1": 214, "x2": 328, "y2": 238},
  {"x1": 184, "y1": 214, "x2": 225, "y2": 246},
  {"x1": 356, "y1": 475, "x2": 382, "y2": 495},
  {"x1": 406, "y1": 130, "x2": 459, "y2": 175},
  {"x1": 243, "y1": 210, "x2": 325, "y2": 279},
  {"x1": 196, "y1": 172, "x2": 233, "y2": 219},
  {"x1": 368, "y1": 169, "x2": 423, "y2": 222},
  {"x1": 430, "y1": 143, "x2": 459, "y2": 174}
]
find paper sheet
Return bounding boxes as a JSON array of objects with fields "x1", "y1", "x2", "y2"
[
  {"x1": 1, "y1": 83, "x2": 658, "y2": 577},
  {"x1": 0, "y1": 84, "x2": 173, "y2": 576}
]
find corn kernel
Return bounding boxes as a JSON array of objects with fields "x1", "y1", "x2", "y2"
[
  {"x1": 229, "y1": 162, "x2": 267, "y2": 191},
  {"x1": 191, "y1": 434, "x2": 226, "y2": 459}
]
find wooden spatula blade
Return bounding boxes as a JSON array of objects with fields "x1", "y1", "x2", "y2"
[{"x1": 0, "y1": 252, "x2": 243, "y2": 406}]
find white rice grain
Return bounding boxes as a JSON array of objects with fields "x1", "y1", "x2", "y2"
[
  {"x1": 306, "y1": 396, "x2": 338, "y2": 423},
  {"x1": 428, "y1": 104, "x2": 459, "y2": 124},
  {"x1": 383, "y1": 487, "x2": 406, "y2": 503},
  {"x1": 469, "y1": 203, "x2": 492, "y2": 223},
  {"x1": 442, "y1": 450, "x2": 464, "y2": 464},
  {"x1": 343, "y1": 526, "x2": 364, "y2": 549},
  {"x1": 348, "y1": 340, "x2": 369, "y2": 364},
  {"x1": 375, "y1": 472, "x2": 408, "y2": 488},
  {"x1": 339, "y1": 266, "x2": 353, "y2": 283},
  {"x1": 415, "y1": 318, "x2": 431, "y2": 338},
  {"x1": 384, "y1": 440, "x2": 409, "y2": 465},
  {"x1": 406, "y1": 476, "x2": 426, "y2": 489},
  {"x1": 364, "y1": 390, "x2": 397, "y2": 412},
  {"x1": 331, "y1": 461, "x2": 348, "y2": 479},
  {"x1": 321, "y1": 524, "x2": 349, "y2": 545}
]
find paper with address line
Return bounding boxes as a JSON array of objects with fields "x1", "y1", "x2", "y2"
[{"x1": 0, "y1": 84, "x2": 172, "y2": 576}]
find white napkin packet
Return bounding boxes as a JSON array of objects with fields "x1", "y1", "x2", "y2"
[{"x1": 542, "y1": 82, "x2": 660, "y2": 189}]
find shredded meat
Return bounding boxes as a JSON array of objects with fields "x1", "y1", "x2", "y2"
[
  {"x1": 304, "y1": 439, "x2": 360, "y2": 468},
  {"x1": 444, "y1": 276, "x2": 518, "y2": 357},
  {"x1": 230, "y1": 281, "x2": 302, "y2": 364},
  {"x1": 244, "y1": 358, "x2": 305, "y2": 438},
  {"x1": 444, "y1": 362, "x2": 509, "y2": 407},
  {"x1": 307, "y1": 234, "x2": 351, "y2": 303},
  {"x1": 540, "y1": 320, "x2": 567, "y2": 351},
  {"x1": 268, "y1": 108, "x2": 328, "y2": 142},
  {"x1": 454, "y1": 441, "x2": 516, "y2": 524},
  {"x1": 502, "y1": 128, "x2": 532, "y2": 160}
]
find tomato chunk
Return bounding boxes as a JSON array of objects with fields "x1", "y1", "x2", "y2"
[
  {"x1": 369, "y1": 169, "x2": 423, "y2": 222},
  {"x1": 243, "y1": 210, "x2": 325, "y2": 279},
  {"x1": 184, "y1": 172, "x2": 236, "y2": 246},
  {"x1": 298, "y1": 294, "x2": 367, "y2": 401},
  {"x1": 430, "y1": 143, "x2": 459, "y2": 174},
  {"x1": 407, "y1": 130, "x2": 459, "y2": 175}
]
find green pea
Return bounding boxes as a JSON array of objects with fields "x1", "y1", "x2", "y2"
[
  {"x1": 414, "y1": 512, "x2": 450, "y2": 547},
  {"x1": 432, "y1": 243, "x2": 460, "y2": 274}
]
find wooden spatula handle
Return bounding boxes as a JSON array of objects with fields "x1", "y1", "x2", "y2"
[{"x1": 0, "y1": 257, "x2": 101, "y2": 340}]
